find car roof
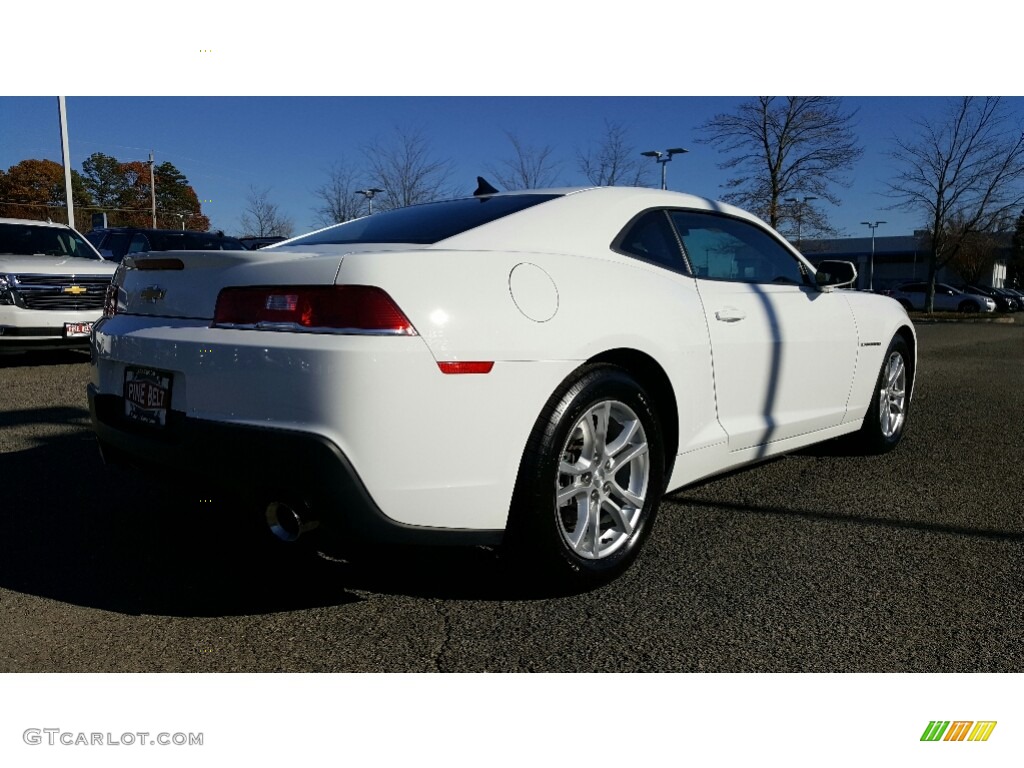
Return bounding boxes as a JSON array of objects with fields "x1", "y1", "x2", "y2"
[
  {"x1": 434, "y1": 186, "x2": 779, "y2": 256},
  {"x1": 0, "y1": 217, "x2": 74, "y2": 229}
]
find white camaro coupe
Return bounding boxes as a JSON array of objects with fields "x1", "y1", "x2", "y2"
[{"x1": 89, "y1": 185, "x2": 915, "y2": 586}]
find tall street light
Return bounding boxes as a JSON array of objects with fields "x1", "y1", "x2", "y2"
[
  {"x1": 783, "y1": 196, "x2": 817, "y2": 250},
  {"x1": 861, "y1": 220, "x2": 886, "y2": 291},
  {"x1": 356, "y1": 188, "x2": 384, "y2": 215},
  {"x1": 147, "y1": 152, "x2": 157, "y2": 228},
  {"x1": 57, "y1": 97, "x2": 75, "y2": 229},
  {"x1": 641, "y1": 148, "x2": 688, "y2": 190}
]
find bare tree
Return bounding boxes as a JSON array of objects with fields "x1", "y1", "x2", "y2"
[
  {"x1": 887, "y1": 97, "x2": 1024, "y2": 311},
  {"x1": 364, "y1": 128, "x2": 454, "y2": 210},
  {"x1": 486, "y1": 132, "x2": 561, "y2": 190},
  {"x1": 577, "y1": 121, "x2": 651, "y2": 187},
  {"x1": 311, "y1": 161, "x2": 364, "y2": 227},
  {"x1": 696, "y1": 97, "x2": 863, "y2": 236},
  {"x1": 239, "y1": 185, "x2": 294, "y2": 238}
]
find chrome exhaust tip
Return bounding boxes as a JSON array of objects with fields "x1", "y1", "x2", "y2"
[{"x1": 265, "y1": 501, "x2": 319, "y2": 542}]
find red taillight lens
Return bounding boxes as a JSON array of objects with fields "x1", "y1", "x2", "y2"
[
  {"x1": 213, "y1": 285, "x2": 416, "y2": 335},
  {"x1": 437, "y1": 361, "x2": 494, "y2": 374}
]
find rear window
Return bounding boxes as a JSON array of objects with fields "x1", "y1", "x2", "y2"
[
  {"x1": 281, "y1": 194, "x2": 561, "y2": 247},
  {"x1": 150, "y1": 232, "x2": 247, "y2": 251},
  {"x1": 0, "y1": 223, "x2": 101, "y2": 260}
]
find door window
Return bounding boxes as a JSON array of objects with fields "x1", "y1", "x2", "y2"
[{"x1": 669, "y1": 211, "x2": 810, "y2": 286}]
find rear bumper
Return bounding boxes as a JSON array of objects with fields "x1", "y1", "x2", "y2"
[{"x1": 88, "y1": 386, "x2": 504, "y2": 547}]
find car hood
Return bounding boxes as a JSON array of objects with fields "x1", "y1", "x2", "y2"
[{"x1": 0, "y1": 254, "x2": 116, "y2": 275}]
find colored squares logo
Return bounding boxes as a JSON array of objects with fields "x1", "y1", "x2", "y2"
[{"x1": 921, "y1": 721, "x2": 997, "y2": 742}]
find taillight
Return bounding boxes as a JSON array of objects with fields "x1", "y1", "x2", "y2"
[
  {"x1": 438, "y1": 361, "x2": 494, "y2": 374},
  {"x1": 212, "y1": 285, "x2": 417, "y2": 335}
]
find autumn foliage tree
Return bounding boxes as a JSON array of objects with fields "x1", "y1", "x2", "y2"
[{"x1": 0, "y1": 159, "x2": 93, "y2": 223}]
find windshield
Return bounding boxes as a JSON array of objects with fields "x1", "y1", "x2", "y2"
[
  {"x1": 280, "y1": 194, "x2": 561, "y2": 247},
  {"x1": 0, "y1": 222, "x2": 102, "y2": 260}
]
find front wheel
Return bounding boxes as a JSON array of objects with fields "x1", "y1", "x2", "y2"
[
  {"x1": 959, "y1": 300, "x2": 980, "y2": 313},
  {"x1": 856, "y1": 335, "x2": 912, "y2": 454},
  {"x1": 506, "y1": 365, "x2": 665, "y2": 590}
]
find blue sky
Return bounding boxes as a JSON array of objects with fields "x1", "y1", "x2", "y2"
[{"x1": 5, "y1": 95, "x2": 1020, "y2": 239}]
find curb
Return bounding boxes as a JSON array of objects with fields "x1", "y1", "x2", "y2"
[{"x1": 909, "y1": 315, "x2": 1016, "y2": 325}]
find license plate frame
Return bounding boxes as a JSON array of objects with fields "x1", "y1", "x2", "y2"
[
  {"x1": 64, "y1": 321, "x2": 93, "y2": 338},
  {"x1": 123, "y1": 367, "x2": 173, "y2": 427}
]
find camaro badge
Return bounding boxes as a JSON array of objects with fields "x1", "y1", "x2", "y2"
[
  {"x1": 63, "y1": 285, "x2": 87, "y2": 295},
  {"x1": 140, "y1": 286, "x2": 167, "y2": 303}
]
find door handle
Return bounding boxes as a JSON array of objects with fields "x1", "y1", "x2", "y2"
[{"x1": 715, "y1": 307, "x2": 746, "y2": 323}]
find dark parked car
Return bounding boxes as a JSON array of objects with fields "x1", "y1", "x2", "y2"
[
  {"x1": 238, "y1": 236, "x2": 287, "y2": 250},
  {"x1": 962, "y1": 284, "x2": 1018, "y2": 312},
  {"x1": 85, "y1": 228, "x2": 248, "y2": 262},
  {"x1": 1003, "y1": 286, "x2": 1024, "y2": 307}
]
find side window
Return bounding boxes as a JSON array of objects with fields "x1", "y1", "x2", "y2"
[
  {"x1": 105, "y1": 233, "x2": 130, "y2": 260},
  {"x1": 669, "y1": 211, "x2": 810, "y2": 286},
  {"x1": 614, "y1": 210, "x2": 686, "y2": 272},
  {"x1": 127, "y1": 234, "x2": 151, "y2": 254}
]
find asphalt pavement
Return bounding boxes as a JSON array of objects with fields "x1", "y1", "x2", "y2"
[{"x1": 0, "y1": 323, "x2": 1021, "y2": 672}]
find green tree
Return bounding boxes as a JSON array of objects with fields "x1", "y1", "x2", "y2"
[
  {"x1": 0, "y1": 159, "x2": 94, "y2": 223},
  {"x1": 81, "y1": 152, "x2": 125, "y2": 209},
  {"x1": 79, "y1": 153, "x2": 209, "y2": 230}
]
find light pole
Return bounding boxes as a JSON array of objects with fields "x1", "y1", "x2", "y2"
[
  {"x1": 57, "y1": 97, "x2": 75, "y2": 229},
  {"x1": 355, "y1": 188, "x2": 384, "y2": 215},
  {"x1": 861, "y1": 220, "x2": 886, "y2": 291},
  {"x1": 783, "y1": 196, "x2": 817, "y2": 250},
  {"x1": 641, "y1": 148, "x2": 688, "y2": 190},
  {"x1": 148, "y1": 151, "x2": 157, "y2": 228}
]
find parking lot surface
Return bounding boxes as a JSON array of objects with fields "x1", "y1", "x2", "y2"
[{"x1": 0, "y1": 323, "x2": 1021, "y2": 672}]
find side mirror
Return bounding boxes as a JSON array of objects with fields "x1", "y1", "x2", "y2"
[{"x1": 815, "y1": 260, "x2": 858, "y2": 291}]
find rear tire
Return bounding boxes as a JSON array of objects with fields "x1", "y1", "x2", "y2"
[{"x1": 505, "y1": 365, "x2": 665, "y2": 590}]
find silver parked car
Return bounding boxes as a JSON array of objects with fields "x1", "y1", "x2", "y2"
[{"x1": 888, "y1": 281, "x2": 996, "y2": 313}]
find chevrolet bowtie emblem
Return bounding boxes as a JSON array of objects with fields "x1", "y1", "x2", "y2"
[
  {"x1": 140, "y1": 286, "x2": 167, "y2": 303},
  {"x1": 63, "y1": 285, "x2": 87, "y2": 295}
]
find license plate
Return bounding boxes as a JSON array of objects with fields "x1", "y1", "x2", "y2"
[
  {"x1": 124, "y1": 367, "x2": 173, "y2": 427},
  {"x1": 64, "y1": 322, "x2": 93, "y2": 338}
]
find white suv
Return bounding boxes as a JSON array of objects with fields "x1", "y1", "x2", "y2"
[{"x1": 0, "y1": 218, "x2": 117, "y2": 351}]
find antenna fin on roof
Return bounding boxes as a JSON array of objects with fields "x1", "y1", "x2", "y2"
[{"x1": 474, "y1": 177, "x2": 499, "y2": 196}]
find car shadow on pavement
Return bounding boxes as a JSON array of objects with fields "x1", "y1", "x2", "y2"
[
  {"x1": 313, "y1": 544, "x2": 576, "y2": 602},
  {"x1": 0, "y1": 413, "x2": 570, "y2": 613},
  {"x1": 0, "y1": 421, "x2": 365, "y2": 617}
]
